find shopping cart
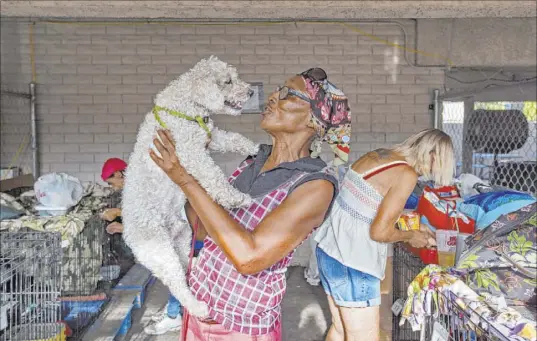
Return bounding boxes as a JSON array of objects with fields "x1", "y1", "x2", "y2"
[
  {"x1": 392, "y1": 243, "x2": 512, "y2": 341},
  {"x1": 392, "y1": 243, "x2": 424, "y2": 341},
  {"x1": 420, "y1": 290, "x2": 511, "y2": 341}
]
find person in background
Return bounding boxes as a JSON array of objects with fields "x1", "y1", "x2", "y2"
[
  {"x1": 100, "y1": 158, "x2": 127, "y2": 234},
  {"x1": 315, "y1": 129, "x2": 454, "y2": 341}
]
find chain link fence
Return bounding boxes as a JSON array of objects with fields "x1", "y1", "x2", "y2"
[{"x1": 441, "y1": 101, "x2": 537, "y2": 194}]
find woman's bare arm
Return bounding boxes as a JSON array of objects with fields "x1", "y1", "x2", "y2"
[
  {"x1": 369, "y1": 167, "x2": 418, "y2": 244},
  {"x1": 182, "y1": 179, "x2": 334, "y2": 275}
]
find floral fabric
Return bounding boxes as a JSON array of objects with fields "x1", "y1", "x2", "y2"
[
  {"x1": 456, "y1": 202, "x2": 536, "y2": 308},
  {"x1": 301, "y1": 73, "x2": 352, "y2": 166},
  {"x1": 400, "y1": 265, "x2": 536, "y2": 341},
  {"x1": 0, "y1": 186, "x2": 111, "y2": 295}
]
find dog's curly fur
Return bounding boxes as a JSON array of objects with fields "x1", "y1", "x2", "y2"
[{"x1": 122, "y1": 56, "x2": 259, "y2": 317}]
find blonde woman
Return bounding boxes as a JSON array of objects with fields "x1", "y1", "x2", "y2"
[{"x1": 315, "y1": 129, "x2": 455, "y2": 341}]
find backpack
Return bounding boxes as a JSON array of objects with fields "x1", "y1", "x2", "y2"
[{"x1": 417, "y1": 185, "x2": 476, "y2": 234}]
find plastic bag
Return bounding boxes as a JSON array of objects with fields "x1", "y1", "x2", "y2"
[
  {"x1": 456, "y1": 173, "x2": 487, "y2": 198},
  {"x1": 34, "y1": 173, "x2": 84, "y2": 209}
]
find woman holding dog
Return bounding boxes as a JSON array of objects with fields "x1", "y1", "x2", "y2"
[
  {"x1": 315, "y1": 129, "x2": 454, "y2": 341},
  {"x1": 151, "y1": 68, "x2": 349, "y2": 340}
]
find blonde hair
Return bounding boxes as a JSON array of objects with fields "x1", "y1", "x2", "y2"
[{"x1": 393, "y1": 129, "x2": 455, "y2": 186}]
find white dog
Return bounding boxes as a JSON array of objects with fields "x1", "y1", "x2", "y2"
[{"x1": 122, "y1": 56, "x2": 259, "y2": 317}]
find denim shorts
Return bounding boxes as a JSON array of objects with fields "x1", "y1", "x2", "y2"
[{"x1": 316, "y1": 246, "x2": 381, "y2": 308}]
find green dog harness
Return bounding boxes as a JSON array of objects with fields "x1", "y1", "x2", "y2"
[{"x1": 152, "y1": 105, "x2": 212, "y2": 139}]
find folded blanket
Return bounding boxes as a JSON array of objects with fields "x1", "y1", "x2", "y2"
[{"x1": 459, "y1": 190, "x2": 536, "y2": 230}]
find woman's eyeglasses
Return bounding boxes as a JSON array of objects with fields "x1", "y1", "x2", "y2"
[{"x1": 277, "y1": 86, "x2": 312, "y2": 103}]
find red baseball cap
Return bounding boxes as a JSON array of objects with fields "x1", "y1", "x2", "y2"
[{"x1": 101, "y1": 158, "x2": 127, "y2": 181}]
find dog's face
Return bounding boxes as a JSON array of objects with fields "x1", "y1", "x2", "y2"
[{"x1": 189, "y1": 56, "x2": 253, "y2": 116}]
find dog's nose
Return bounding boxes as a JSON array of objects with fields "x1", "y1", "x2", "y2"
[{"x1": 248, "y1": 89, "x2": 254, "y2": 97}]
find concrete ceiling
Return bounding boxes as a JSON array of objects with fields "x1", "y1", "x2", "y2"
[{"x1": 1, "y1": 1, "x2": 536, "y2": 19}]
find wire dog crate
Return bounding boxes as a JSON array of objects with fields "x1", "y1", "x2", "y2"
[
  {"x1": 392, "y1": 244, "x2": 512, "y2": 341},
  {"x1": 101, "y1": 191, "x2": 135, "y2": 288},
  {"x1": 61, "y1": 215, "x2": 104, "y2": 297},
  {"x1": 60, "y1": 191, "x2": 135, "y2": 339},
  {"x1": 63, "y1": 190, "x2": 135, "y2": 338},
  {"x1": 1, "y1": 185, "x2": 133, "y2": 339},
  {"x1": 0, "y1": 232, "x2": 64, "y2": 341},
  {"x1": 59, "y1": 213, "x2": 109, "y2": 340}
]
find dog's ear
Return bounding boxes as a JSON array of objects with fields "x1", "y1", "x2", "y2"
[
  {"x1": 208, "y1": 55, "x2": 218, "y2": 62},
  {"x1": 188, "y1": 60, "x2": 224, "y2": 112},
  {"x1": 202, "y1": 71, "x2": 224, "y2": 111}
]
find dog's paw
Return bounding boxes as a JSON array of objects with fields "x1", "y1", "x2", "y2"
[
  {"x1": 230, "y1": 193, "x2": 253, "y2": 208},
  {"x1": 239, "y1": 194, "x2": 253, "y2": 207},
  {"x1": 225, "y1": 193, "x2": 252, "y2": 208},
  {"x1": 188, "y1": 301, "x2": 210, "y2": 318},
  {"x1": 214, "y1": 190, "x2": 252, "y2": 209}
]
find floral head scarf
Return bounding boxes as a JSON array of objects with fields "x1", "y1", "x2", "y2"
[{"x1": 300, "y1": 68, "x2": 352, "y2": 166}]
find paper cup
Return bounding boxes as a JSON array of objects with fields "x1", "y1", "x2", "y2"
[{"x1": 436, "y1": 230, "x2": 458, "y2": 267}]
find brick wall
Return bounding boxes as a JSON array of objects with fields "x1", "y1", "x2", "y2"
[{"x1": 1, "y1": 20, "x2": 444, "y2": 183}]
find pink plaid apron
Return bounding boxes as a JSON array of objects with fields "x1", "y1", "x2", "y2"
[
  {"x1": 183, "y1": 312, "x2": 281, "y2": 341},
  {"x1": 188, "y1": 159, "x2": 314, "y2": 336}
]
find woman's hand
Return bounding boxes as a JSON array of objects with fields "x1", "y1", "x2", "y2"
[
  {"x1": 421, "y1": 224, "x2": 437, "y2": 247},
  {"x1": 407, "y1": 224, "x2": 436, "y2": 248},
  {"x1": 149, "y1": 129, "x2": 195, "y2": 187},
  {"x1": 408, "y1": 229, "x2": 436, "y2": 248},
  {"x1": 101, "y1": 208, "x2": 121, "y2": 221}
]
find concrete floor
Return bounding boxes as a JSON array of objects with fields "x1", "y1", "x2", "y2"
[{"x1": 124, "y1": 262, "x2": 393, "y2": 341}]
